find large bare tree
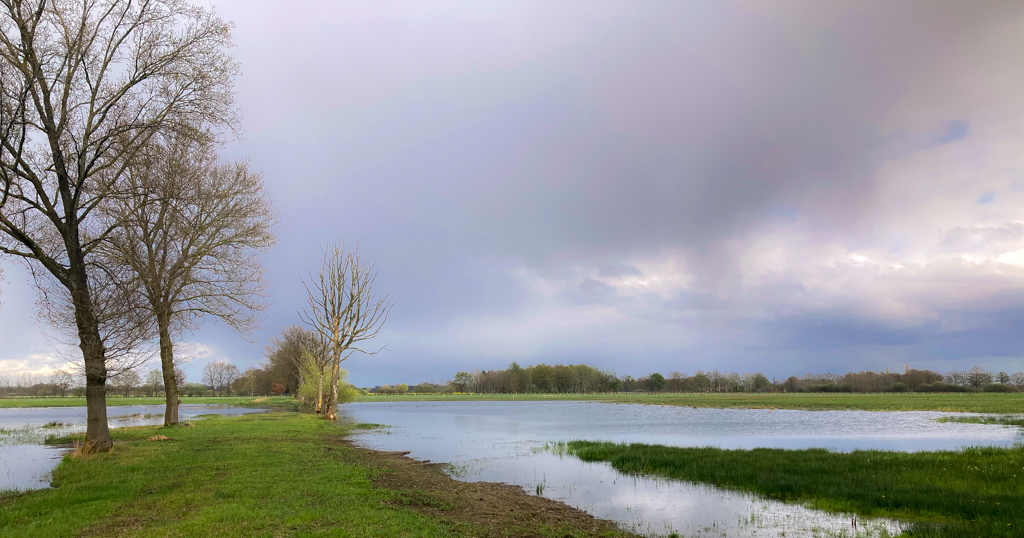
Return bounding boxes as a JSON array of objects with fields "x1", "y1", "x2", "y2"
[
  {"x1": 0, "y1": 0, "x2": 237, "y2": 451},
  {"x1": 301, "y1": 244, "x2": 392, "y2": 420},
  {"x1": 101, "y1": 133, "x2": 275, "y2": 424}
]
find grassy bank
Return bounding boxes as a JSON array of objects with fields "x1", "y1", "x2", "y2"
[
  {"x1": 561, "y1": 441, "x2": 1024, "y2": 538},
  {"x1": 0, "y1": 413, "x2": 628, "y2": 537},
  {"x1": 936, "y1": 415, "x2": 1024, "y2": 427},
  {"x1": 357, "y1": 392, "x2": 1024, "y2": 413},
  {"x1": 0, "y1": 396, "x2": 296, "y2": 409}
]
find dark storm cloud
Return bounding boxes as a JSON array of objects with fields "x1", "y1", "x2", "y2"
[{"x1": 3, "y1": 0, "x2": 1023, "y2": 383}]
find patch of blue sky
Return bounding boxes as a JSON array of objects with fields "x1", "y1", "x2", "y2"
[
  {"x1": 976, "y1": 191, "x2": 995, "y2": 204},
  {"x1": 765, "y1": 206, "x2": 799, "y2": 222},
  {"x1": 935, "y1": 119, "x2": 970, "y2": 144}
]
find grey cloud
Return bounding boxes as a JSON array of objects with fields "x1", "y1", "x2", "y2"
[
  {"x1": 940, "y1": 223, "x2": 1024, "y2": 252},
  {"x1": 560, "y1": 279, "x2": 619, "y2": 305},
  {"x1": 3, "y1": 0, "x2": 1022, "y2": 384},
  {"x1": 596, "y1": 264, "x2": 642, "y2": 278}
]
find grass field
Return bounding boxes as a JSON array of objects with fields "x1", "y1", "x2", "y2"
[
  {"x1": 357, "y1": 392, "x2": 1024, "y2": 413},
  {"x1": 0, "y1": 413, "x2": 628, "y2": 537},
  {"x1": 560, "y1": 440, "x2": 1024, "y2": 538},
  {"x1": 6, "y1": 392, "x2": 1022, "y2": 413}
]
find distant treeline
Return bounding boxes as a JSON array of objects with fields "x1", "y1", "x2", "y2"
[
  {"x1": 370, "y1": 363, "x2": 1024, "y2": 395},
  {"x1": 4, "y1": 361, "x2": 1022, "y2": 399}
]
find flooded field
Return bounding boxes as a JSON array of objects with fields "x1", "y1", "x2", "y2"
[
  {"x1": 0, "y1": 404, "x2": 265, "y2": 492},
  {"x1": 343, "y1": 400, "x2": 1021, "y2": 537}
]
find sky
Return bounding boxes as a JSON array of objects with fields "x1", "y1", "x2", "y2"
[{"x1": 1, "y1": 0, "x2": 1022, "y2": 386}]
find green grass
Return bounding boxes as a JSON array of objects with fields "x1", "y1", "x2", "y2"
[
  {"x1": 560, "y1": 441, "x2": 1024, "y2": 537},
  {"x1": 936, "y1": 415, "x2": 1024, "y2": 427},
  {"x1": 0, "y1": 396, "x2": 298, "y2": 410},
  {"x1": 9, "y1": 392, "x2": 1022, "y2": 413},
  {"x1": 0, "y1": 413, "x2": 624, "y2": 537},
  {"x1": 357, "y1": 392, "x2": 1024, "y2": 413}
]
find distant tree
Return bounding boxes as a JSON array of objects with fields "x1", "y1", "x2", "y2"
[
  {"x1": 414, "y1": 383, "x2": 434, "y2": 394},
  {"x1": 668, "y1": 371, "x2": 686, "y2": 392},
  {"x1": 222, "y1": 364, "x2": 241, "y2": 396},
  {"x1": 395, "y1": 383, "x2": 409, "y2": 394},
  {"x1": 750, "y1": 373, "x2": 771, "y2": 392},
  {"x1": 945, "y1": 370, "x2": 968, "y2": 386},
  {"x1": 175, "y1": 367, "x2": 188, "y2": 389},
  {"x1": 182, "y1": 383, "x2": 207, "y2": 397},
  {"x1": 112, "y1": 370, "x2": 142, "y2": 398},
  {"x1": 648, "y1": 372, "x2": 666, "y2": 392},
  {"x1": 452, "y1": 371, "x2": 473, "y2": 393},
  {"x1": 264, "y1": 326, "x2": 310, "y2": 396},
  {"x1": 50, "y1": 370, "x2": 74, "y2": 398},
  {"x1": 240, "y1": 368, "x2": 260, "y2": 396},
  {"x1": 508, "y1": 362, "x2": 530, "y2": 393},
  {"x1": 966, "y1": 367, "x2": 992, "y2": 389},
  {"x1": 693, "y1": 372, "x2": 712, "y2": 392},
  {"x1": 1012, "y1": 373, "x2": 1024, "y2": 390},
  {"x1": 146, "y1": 369, "x2": 164, "y2": 397},
  {"x1": 995, "y1": 372, "x2": 1011, "y2": 384}
]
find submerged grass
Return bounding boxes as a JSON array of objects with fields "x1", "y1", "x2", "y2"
[
  {"x1": 0, "y1": 413, "x2": 626, "y2": 537},
  {"x1": 357, "y1": 392, "x2": 1024, "y2": 413},
  {"x1": 936, "y1": 415, "x2": 1024, "y2": 428},
  {"x1": 560, "y1": 441, "x2": 1024, "y2": 538}
]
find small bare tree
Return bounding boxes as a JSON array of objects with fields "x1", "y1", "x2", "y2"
[
  {"x1": 100, "y1": 133, "x2": 274, "y2": 424},
  {"x1": 242, "y1": 369, "x2": 258, "y2": 396},
  {"x1": 222, "y1": 363, "x2": 241, "y2": 396},
  {"x1": 202, "y1": 361, "x2": 221, "y2": 396},
  {"x1": 146, "y1": 368, "x2": 163, "y2": 397},
  {"x1": 0, "y1": 0, "x2": 238, "y2": 452},
  {"x1": 301, "y1": 244, "x2": 392, "y2": 420},
  {"x1": 50, "y1": 369, "x2": 74, "y2": 397},
  {"x1": 110, "y1": 368, "x2": 141, "y2": 398}
]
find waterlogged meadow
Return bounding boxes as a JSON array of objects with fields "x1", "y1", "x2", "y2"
[
  {"x1": 0, "y1": 404, "x2": 266, "y2": 492},
  {"x1": 343, "y1": 400, "x2": 1022, "y2": 537},
  {"x1": 559, "y1": 441, "x2": 1024, "y2": 538}
]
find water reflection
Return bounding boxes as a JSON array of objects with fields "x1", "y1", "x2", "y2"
[
  {"x1": 342, "y1": 401, "x2": 1020, "y2": 537},
  {"x1": 0, "y1": 404, "x2": 264, "y2": 492}
]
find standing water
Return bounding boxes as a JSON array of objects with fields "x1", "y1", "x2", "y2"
[{"x1": 342, "y1": 400, "x2": 1021, "y2": 537}]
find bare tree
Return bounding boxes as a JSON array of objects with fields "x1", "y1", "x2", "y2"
[
  {"x1": 301, "y1": 243, "x2": 393, "y2": 420},
  {"x1": 100, "y1": 132, "x2": 274, "y2": 424},
  {"x1": 202, "y1": 361, "x2": 220, "y2": 396},
  {"x1": 0, "y1": 0, "x2": 238, "y2": 452},
  {"x1": 242, "y1": 368, "x2": 258, "y2": 396},
  {"x1": 110, "y1": 368, "x2": 141, "y2": 398},
  {"x1": 966, "y1": 366, "x2": 992, "y2": 389},
  {"x1": 50, "y1": 369, "x2": 73, "y2": 397},
  {"x1": 146, "y1": 368, "x2": 163, "y2": 397},
  {"x1": 222, "y1": 363, "x2": 241, "y2": 396}
]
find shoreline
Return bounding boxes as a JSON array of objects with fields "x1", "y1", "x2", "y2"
[{"x1": 0, "y1": 412, "x2": 633, "y2": 537}]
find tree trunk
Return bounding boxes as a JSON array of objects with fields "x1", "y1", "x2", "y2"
[
  {"x1": 324, "y1": 362, "x2": 340, "y2": 420},
  {"x1": 157, "y1": 310, "x2": 180, "y2": 425},
  {"x1": 70, "y1": 267, "x2": 113, "y2": 453},
  {"x1": 316, "y1": 374, "x2": 324, "y2": 415}
]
